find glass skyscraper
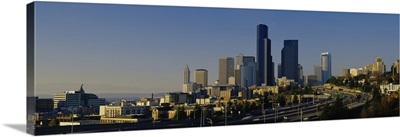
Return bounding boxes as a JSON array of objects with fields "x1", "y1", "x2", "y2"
[
  {"x1": 256, "y1": 24, "x2": 274, "y2": 86},
  {"x1": 281, "y1": 40, "x2": 299, "y2": 83},
  {"x1": 321, "y1": 52, "x2": 332, "y2": 84}
]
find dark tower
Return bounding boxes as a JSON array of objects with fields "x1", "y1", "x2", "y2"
[
  {"x1": 257, "y1": 24, "x2": 274, "y2": 86},
  {"x1": 281, "y1": 40, "x2": 299, "y2": 82}
]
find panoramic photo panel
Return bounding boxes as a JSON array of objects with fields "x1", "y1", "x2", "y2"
[{"x1": 26, "y1": 1, "x2": 400, "y2": 135}]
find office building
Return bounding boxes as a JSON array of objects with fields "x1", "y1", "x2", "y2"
[
  {"x1": 298, "y1": 64, "x2": 304, "y2": 87},
  {"x1": 342, "y1": 69, "x2": 350, "y2": 77},
  {"x1": 321, "y1": 52, "x2": 332, "y2": 84},
  {"x1": 33, "y1": 97, "x2": 54, "y2": 112},
  {"x1": 281, "y1": 40, "x2": 299, "y2": 82},
  {"x1": 278, "y1": 63, "x2": 282, "y2": 78},
  {"x1": 373, "y1": 57, "x2": 386, "y2": 74},
  {"x1": 253, "y1": 86, "x2": 280, "y2": 95},
  {"x1": 307, "y1": 75, "x2": 318, "y2": 86},
  {"x1": 184, "y1": 64, "x2": 190, "y2": 84},
  {"x1": 256, "y1": 24, "x2": 274, "y2": 86},
  {"x1": 219, "y1": 57, "x2": 234, "y2": 85},
  {"x1": 350, "y1": 68, "x2": 368, "y2": 77},
  {"x1": 182, "y1": 82, "x2": 197, "y2": 93},
  {"x1": 314, "y1": 65, "x2": 323, "y2": 85},
  {"x1": 391, "y1": 60, "x2": 400, "y2": 77},
  {"x1": 277, "y1": 77, "x2": 295, "y2": 88},
  {"x1": 194, "y1": 69, "x2": 208, "y2": 88},
  {"x1": 236, "y1": 53, "x2": 257, "y2": 87},
  {"x1": 53, "y1": 85, "x2": 106, "y2": 110}
]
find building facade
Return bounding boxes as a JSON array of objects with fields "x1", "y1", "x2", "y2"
[
  {"x1": 219, "y1": 57, "x2": 234, "y2": 85},
  {"x1": 194, "y1": 69, "x2": 208, "y2": 88},
  {"x1": 257, "y1": 24, "x2": 274, "y2": 86},
  {"x1": 53, "y1": 85, "x2": 105, "y2": 111},
  {"x1": 342, "y1": 69, "x2": 350, "y2": 77},
  {"x1": 373, "y1": 57, "x2": 386, "y2": 74},
  {"x1": 281, "y1": 40, "x2": 299, "y2": 83},
  {"x1": 184, "y1": 64, "x2": 190, "y2": 84},
  {"x1": 321, "y1": 52, "x2": 332, "y2": 84},
  {"x1": 314, "y1": 65, "x2": 323, "y2": 85}
]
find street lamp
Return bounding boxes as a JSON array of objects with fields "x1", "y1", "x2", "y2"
[
  {"x1": 200, "y1": 106, "x2": 203, "y2": 127},
  {"x1": 261, "y1": 96, "x2": 265, "y2": 123},
  {"x1": 275, "y1": 103, "x2": 280, "y2": 123},
  {"x1": 300, "y1": 109, "x2": 303, "y2": 122},
  {"x1": 206, "y1": 118, "x2": 213, "y2": 127},
  {"x1": 225, "y1": 104, "x2": 227, "y2": 126},
  {"x1": 70, "y1": 106, "x2": 78, "y2": 134}
]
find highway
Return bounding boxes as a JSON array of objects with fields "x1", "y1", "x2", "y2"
[{"x1": 34, "y1": 85, "x2": 371, "y2": 135}]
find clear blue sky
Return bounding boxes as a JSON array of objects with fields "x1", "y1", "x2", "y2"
[{"x1": 34, "y1": 2, "x2": 399, "y2": 95}]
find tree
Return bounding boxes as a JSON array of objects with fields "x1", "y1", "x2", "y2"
[
  {"x1": 48, "y1": 119, "x2": 56, "y2": 127},
  {"x1": 249, "y1": 101, "x2": 256, "y2": 112},
  {"x1": 277, "y1": 95, "x2": 286, "y2": 107},
  {"x1": 349, "y1": 79, "x2": 355, "y2": 89},
  {"x1": 293, "y1": 94, "x2": 299, "y2": 104},
  {"x1": 193, "y1": 104, "x2": 201, "y2": 119},
  {"x1": 361, "y1": 95, "x2": 399, "y2": 118},
  {"x1": 174, "y1": 106, "x2": 187, "y2": 120},
  {"x1": 242, "y1": 101, "x2": 249, "y2": 114},
  {"x1": 319, "y1": 96, "x2": 351, "y2": 120}
]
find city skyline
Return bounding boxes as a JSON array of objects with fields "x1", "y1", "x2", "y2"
[{"x1": 35, "y1": 2, "x2": 399, "y2": 95}]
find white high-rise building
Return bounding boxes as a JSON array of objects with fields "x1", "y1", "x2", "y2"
[{"x1": 321, "y1": 52, "x2": 332, "y2": 84}]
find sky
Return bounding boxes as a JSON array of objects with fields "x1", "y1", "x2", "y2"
[{"x1": 34, "y1": 2, "x2": 399, "y2": 96}]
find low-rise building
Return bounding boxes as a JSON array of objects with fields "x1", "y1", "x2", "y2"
[
  {"x1": 380, "y1": 83, "x2": 400, "y2": 94},
  {"x1": 350, "y1": 68, "x2": 368, "y2": 77},
  {"x1": 253, "y1": 86, "x2": 280, "y2": 95},
  {"x1": 276, "y1": 77, "x2": 296, "y2": 87},
  {"x1": 152, "y1": 107, "x2": 172, "y2": 120}
]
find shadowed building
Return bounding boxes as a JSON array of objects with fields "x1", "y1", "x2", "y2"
[
  {"x1": 314, "y1": 65, "x2": 323, "y2": 85},
  {"x1": 281, "y1": 40, "x2": 299, "y2": 83},
  {"x1": 194, "y1": 69, "x2": 208, "y2": 88},
  {"x1": 53, "y1": 85, "x2": 106, "y2": 112},
  {"x1": 219, "y1": 57, "x2": 234, "y2": 85},
  {"x1": 256, "y1": 24, "x2": 274, "y2": 86},
  {"x1": 236, "y1": 53, "x2": 257, "y2": 87}
]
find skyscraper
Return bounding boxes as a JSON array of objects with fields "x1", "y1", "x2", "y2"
[
  {"x1": 235, "y1": 54, "x2": 257, "y2": 87},
  {"x1": 184, "y1": 64, "x2": 190, "y2": 84},
  {"x1": 321, "y1": 52, "x2": 332, "y2": 84},
  {"x1": 314, "y1": 65, "x2": 323, "y2": 85},
  {"x1": 256, "y1": 24, "x2": 274, "y2": 86},
  {"x1": 194, "y1": 69, "x2": 208, "y2": 88},
  {"x1": 281, "y1": 40, "x2": 299, "y2": 82},
  {"x1": 298, "y1": 64, "x2": 304, "y2": 86},
  {"x1": 235, "y1": 54, "x2": 244, "y2": 86},
  {"x1": 219, "y1": 57, "x2": 234, "y2": 85},
  {"x1": 278, "y1": 63, "x2": 282, "y2": 78}
]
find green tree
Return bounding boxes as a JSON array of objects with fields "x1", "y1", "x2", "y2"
[
  {"x1": 361, "y1": 95, "x2": 399, "y2": 118},
  {"x1": 174, "y1": 106, "x2": 186, "y2": 120},
  {"x1": 48, "y1": 119, "x2": 56, "y2": 127},
  {"x1": 349, "y1": 79, "x2": 355, "y2": 89},
  {"x1": 277, "y1": 95, "x2": 286, "y2": 107},
  {"x1": 293, "y1": 94, "x2": 299, "y2": 104},
  {"x1": 242, "y1": 101, "x2": 249, "y2": 114},
  {"x1": 193, "y1": 104, "x2": 201, "y2": 119},
  {"x1": 319, "y1": 96, "x2": 351, "y2": 120}
]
